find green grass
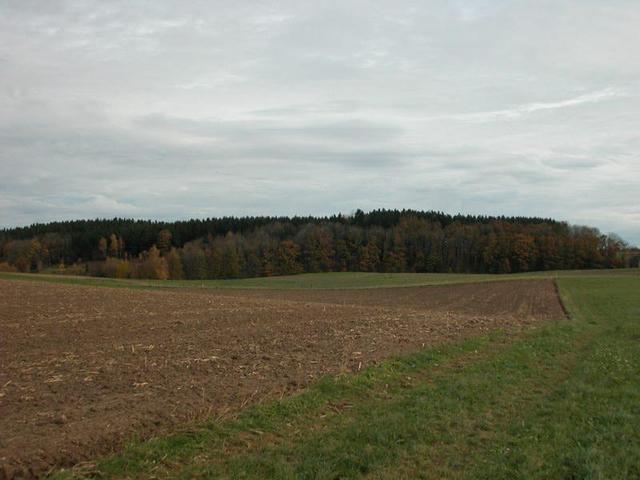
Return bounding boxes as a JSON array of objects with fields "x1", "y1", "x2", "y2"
[
  {"x1": 2, "y1": 268, "x2": 638, "y2": 291},
  {"x1": 49, "y1": 271, "x2": 640, "y2": 479}
]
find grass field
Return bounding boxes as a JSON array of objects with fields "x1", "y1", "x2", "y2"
[
  {"x1": 44, "y1": 270, "x2": 639, "y2": 479},
  {"x1": 1, "y1": 268, "x2": 637, "y2": 290}
]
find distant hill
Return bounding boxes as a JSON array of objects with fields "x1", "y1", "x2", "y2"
[{"x1": 0, "y1": 209, "x2": 628, "y2": 278}]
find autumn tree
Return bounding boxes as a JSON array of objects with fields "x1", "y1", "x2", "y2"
[
  {"x1": 97, "y1": 237, "x2": 108, "y2": 260},
  {"x1": 118, "y1": 236, "x2": 126, "y2": 258},
  {"x1": 334, "y1": 239, "x2": 349, "y2": 272},
  {"x1": 221, "y1": 233, "x2": 242, "y2": 278},
  {"x1": 207, "y1": 246, "x2": 224, "y2": 279},
  {"x1": 157, "y1": 229, "x2": 173, "y2": 256},
  {"x1": 511, "y1": 234, "x2": 536, "y2": 272},
  {"x1": 137, "y1": 245, "x2": 168, "y2": 280},
  {"x1": 108, "y1": 233, "x2": 119, "y2": 258},
  {"x1": 182, "y1": 244, "x2": 207, "y2": 279},
  {"x1": 0, "y1": 210, "x2": 628, "y2": 277},
  {"x1": 382, "y1": 231, "x2": 406, "y2": 273},
  {"x1": 358, "y1": 242, "x2": 380, "y2": 272},
  {"x1": 275, "y1": 240, "x2": 302, "y2": 275},
  {"x1": 244, "y1": 250, "x2": 262, "y2": 277},
  {"x1": 538, "y1": 235, "x2": 562, "y2": 270},
  {"x1": 165, "y1": 248, "x2": 184, "y2": 279},
  {"x1": 103, "y1": 257, "x2": 130, "y2": 278},
  {"x1": 300, "y1": 225, "x2": 334, "y2": 272}
]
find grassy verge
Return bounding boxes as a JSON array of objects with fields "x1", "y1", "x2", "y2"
[
  {"x1": 2, "y1": 269, "x2": 638, "y2": 291},
  {"x1": 50, "y1": 273, "x2": 640, "y2": 479}
]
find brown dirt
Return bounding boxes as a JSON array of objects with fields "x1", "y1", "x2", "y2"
[{"x1": 0, "y1": 279, "x2": 565, "y2": 478}]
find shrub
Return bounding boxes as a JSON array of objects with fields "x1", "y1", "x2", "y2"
[{"x1": 0, "y1": 261, "x2": 17, "y2": 272}]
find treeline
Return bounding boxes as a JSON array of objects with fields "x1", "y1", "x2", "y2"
[
  {"x1": 0, "y1": 210, "x2": 628, "y2": 278},
  {"x1": 0, "y1": 210, "x2": 559, "y2": 259}
]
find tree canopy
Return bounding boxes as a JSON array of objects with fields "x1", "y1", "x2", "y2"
[{"x1": 0, "y1": 209, "x2": 628, "y2": 278}]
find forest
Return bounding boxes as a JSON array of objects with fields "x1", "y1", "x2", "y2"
[{"x1": 0, "y1": 209, "x2": 629, "y2": 279}]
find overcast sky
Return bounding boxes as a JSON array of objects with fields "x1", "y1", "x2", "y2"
[{"x1": 1, "y1": 0, "x2": 638, "y2": 244}]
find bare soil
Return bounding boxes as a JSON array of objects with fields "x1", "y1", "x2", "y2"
[{"x1": 0, "y1": 279, "x2": 565, "y2": 478}]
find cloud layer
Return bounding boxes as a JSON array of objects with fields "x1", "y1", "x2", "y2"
[{"x1": 1, "y1": 0, "x2": 639, "y2": 244}]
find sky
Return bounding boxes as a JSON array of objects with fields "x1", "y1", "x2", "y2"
[{"x1": 1, "y1": 0, "x2": 639, "y2": 245}]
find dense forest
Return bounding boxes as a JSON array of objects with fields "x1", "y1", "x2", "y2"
[{"x1": 0, "y1": 209, "x2": 629, "y2": 279}]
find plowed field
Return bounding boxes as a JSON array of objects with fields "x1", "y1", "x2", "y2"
[{"x1": 0, "y1": 279, "x2": 565, "y2": 478}]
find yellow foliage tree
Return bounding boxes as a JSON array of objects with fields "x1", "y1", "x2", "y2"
[
  {"x1": 140, "y1": 245, "x2": 168, "y2": 280},
  {"x1": 166, "y1": 248, "x2": 184, "y2": 280}
]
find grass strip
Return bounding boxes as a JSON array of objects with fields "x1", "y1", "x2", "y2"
[{"x1": 3, "y1": 270, "x2": 638, "y2": 292}]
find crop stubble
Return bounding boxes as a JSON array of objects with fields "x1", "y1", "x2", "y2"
[{"x1": 0, "y1": 279, "x2": 564, "y2": 478}]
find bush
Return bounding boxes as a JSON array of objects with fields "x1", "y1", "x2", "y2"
[
  {"x1": 0, "y1": 261, "x2": 17, "y2": 272},
  {"x1": 103, "y1": 257, "x2": 131, "y2": 278},
  {"x1": 133, "y1": 246, "x2": 168, "y2": 280}
]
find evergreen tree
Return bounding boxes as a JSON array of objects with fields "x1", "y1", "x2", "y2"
[{"x1": 0, "y1": 210, "x2": 628, "y2": 278}]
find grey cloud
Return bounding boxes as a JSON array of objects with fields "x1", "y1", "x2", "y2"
[
  {"x1": 0, "y1": 0, "x2": 639, "y2": 245},
  {"x1": 248, "y1": 100, "x2": 364, "y2": 117},
  {"x1": 135, "y1": 113, "x2": 403, "y2": 143},
  {"x1": 431, "y1": 89, "x2": 628, "y2": 123}
]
